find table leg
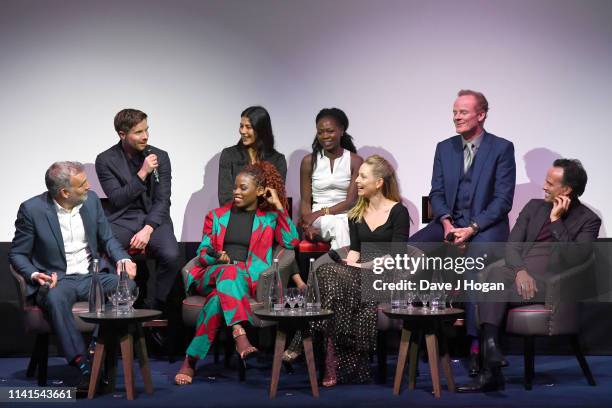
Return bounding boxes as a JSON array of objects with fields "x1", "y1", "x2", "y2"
[
  {"x1": 269, "y1": 329, "x2": 286, "y2": 399},
  {"x1": 437, "y1": 327, "x2": 455, "y2": 392},
  {"x1": 425, "y1": 333, "x2": 441, "y2": 398},
  {"x1": 134, "y1": 325, "x2": 154, "y2": 394},
  {"x1": 408, "y1": 331, "x2": 420, "y2": 390},
  {"x1": 103, "y1": 339, "x2": 117, "y2": 394},
  {"x1": 302, "y1": 334, "x2": 319, "y2": 398},
  {"x1": 393, "y1": 328, "x2": 411, "y2": 396},
  {"x1": 87, "y1": 338, "x2": 106, "y2": 399},
  {"x1": 120, "y1": 332, "x2": 135, "y2": 400},
  {"x1": 441, "y1": 353, "x2": 455, "y2": 392}
]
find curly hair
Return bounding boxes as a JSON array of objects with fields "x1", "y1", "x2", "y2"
[{"x1": 239, "y1": 161, "x2": 288, "y2": 211}]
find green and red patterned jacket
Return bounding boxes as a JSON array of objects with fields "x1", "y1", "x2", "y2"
[{"x1": 187, "y1": 202, "x2": 299, "y2": 291}]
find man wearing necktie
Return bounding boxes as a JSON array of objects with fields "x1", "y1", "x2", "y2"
[{"x1": 409, "y1": 90, "x2": 516, "y2": 376}]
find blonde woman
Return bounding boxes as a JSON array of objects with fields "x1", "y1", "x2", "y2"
[{"x1": 309, "y1": 155, "x2": 410, "y2": 386}]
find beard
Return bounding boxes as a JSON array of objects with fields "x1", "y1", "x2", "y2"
[{"x1": 71, "y1": 192, "x2": 88, "y2": 206}]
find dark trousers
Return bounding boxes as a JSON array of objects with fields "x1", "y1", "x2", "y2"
[
  {"x1": 111, "y1": 222, "x2": 180, "y2": 304},
  {"x1": 479, "y1": 263, "x2": 546, "y2": 327},
  {"x1": 36, "y1": 273, "x2": 123, "y2": 362},
  {"x1": 409, "y1": 221, "x2": 480, "y2": 338}
]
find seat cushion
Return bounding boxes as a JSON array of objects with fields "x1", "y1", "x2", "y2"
[
  {"x1": 298, "y1": 240, "x2": 331, "y2": 253},
  {"x1": 182, "y1": 295, "x2": 275, "y2": 329},
  {"x1": 505, "y1": 304, "x2": 552, "y2": 336},
  {"x1": 25, "y1": 302, "x2": 95, "y2": 334}
]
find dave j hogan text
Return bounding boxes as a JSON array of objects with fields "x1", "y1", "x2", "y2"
[{"x1": 373, "y1": 279, "x2": 504, "y2": 293}]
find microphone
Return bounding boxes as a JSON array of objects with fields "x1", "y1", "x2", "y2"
[
  {"x1": 328, "y1": 249, "x2": 346, "y2": 264},
  {"x1": 206, "y1": 246, "x2": 221, "y2": 259},
  {"x1": 144, "y1": 147, "x2": 159, "y2": 183}
]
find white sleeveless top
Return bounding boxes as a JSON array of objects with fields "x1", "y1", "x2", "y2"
[{"x1": 311, "y1": 149, "x2": 352, "y2": 211}]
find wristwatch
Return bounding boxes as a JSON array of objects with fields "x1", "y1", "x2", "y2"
[{"x1": 469, "y1": 221, "x2": 480, "y2": 234}]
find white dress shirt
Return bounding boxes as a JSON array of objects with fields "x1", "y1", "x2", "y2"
[
  {"x1": 54, "y1": 200, "x2": 92, "y2": 275},
  {"x1": 31, "y1": 200, "x2": 92, "y2": 282}
]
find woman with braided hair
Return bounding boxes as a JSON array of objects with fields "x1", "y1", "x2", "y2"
[
  {"x1": 175, "y1": 162, "x2": 299, "y2": 385},
  {"x1": 299, "y1": 107, "x2": 363, "y2": 249}
]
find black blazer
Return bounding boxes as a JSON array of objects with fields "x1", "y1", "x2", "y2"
[
  {"x1": 95, "y1": 142, "x2": 172, "y2": 230},
  {"x1": 9, "y1": 191, "x2": 129, "y2": 296},
  {"x1": 505, "y1": 198, "x2": 601, "y2": 275},
  {"x1": 217, "y1": 144, "x2": 287, "y2": 206}
]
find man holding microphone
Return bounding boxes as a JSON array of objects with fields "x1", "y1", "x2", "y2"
[{"x1": 95, "y1": 109, "x2": 179, "y2": 314}]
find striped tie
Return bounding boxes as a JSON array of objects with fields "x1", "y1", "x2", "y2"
[{"x1": 464, "y1": 142, "x2": 474, "y2": 173}]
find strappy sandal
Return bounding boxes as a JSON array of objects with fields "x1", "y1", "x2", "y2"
[
  {"x1": 174, "y1": 366, "x2": 194, "y2": 386},
  {"x1": 322, "y1": 338, "x2": 337, "y2": 387},
  {"x1": 282, "y1": 350, "x2": 301, "y2": 373},
  {"x1": 233, "y1": 327, "x2": 258, "y2": 360}
]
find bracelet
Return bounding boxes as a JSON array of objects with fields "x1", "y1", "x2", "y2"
[{"x1": 322, "y1": 207, "x2": 330, "y2": 216}]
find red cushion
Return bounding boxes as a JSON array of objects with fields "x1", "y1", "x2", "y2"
[{"x1": 298, "y1": 240, "x2": 331, "y2": 252}]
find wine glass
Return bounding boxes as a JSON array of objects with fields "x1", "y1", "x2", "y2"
[
  {"x1": 420, "y1": 290, "x2": 432, "y2": 313},
  {"x1": 296, "y1": 287, "x2": 305, "y2": 309},
  {"x1": 129, "y1": 287, "x2": 140, "y2": 312},
  {"x1": 406, "y1": 290, "x2": 417, "y2": 311},
  {"x1": 447, "y1": 287, "x2": 461, "y2": 309},
  {"x1": 287, "y1": 288, "x2": 297, "y2": 313}
]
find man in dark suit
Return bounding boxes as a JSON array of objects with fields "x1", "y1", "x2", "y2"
[
  {"x1": 95, "y1": 109, "x2": 180, "y2": 312},
  {"x1": 410, "y1": 89, "x2": 516, "y2": 374},
  {"x1": 9, "y1": 161, "x2": 137, "y2": 389},
  {"x1": 458, "y1": 159, "x2": 601, "y2": 392}
]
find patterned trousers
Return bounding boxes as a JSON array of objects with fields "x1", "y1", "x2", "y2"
[{"x1": 186, "y1": 261, "x2": 256, "y2": 359}]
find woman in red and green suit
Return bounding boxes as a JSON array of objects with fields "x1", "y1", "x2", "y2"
[{"x1": 175, "y1": 162, "x2": 300, "y2": 385}]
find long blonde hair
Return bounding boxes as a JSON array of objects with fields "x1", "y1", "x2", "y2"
[{"x1": 348, "y1": 155, "x2": 401, "y2": 222}]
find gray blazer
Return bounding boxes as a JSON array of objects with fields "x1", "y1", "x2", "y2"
[{"x1": 217, "y1": 144, "x2": 287, "y2": 205}]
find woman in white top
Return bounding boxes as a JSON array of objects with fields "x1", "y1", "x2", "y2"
[{"x1": 299, "y1": 108, "x2": 363, "y2": 249}]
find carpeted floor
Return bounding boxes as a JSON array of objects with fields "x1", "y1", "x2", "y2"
[{"x1": 0, "y1": 353, "x2": 610, "y2": 408}]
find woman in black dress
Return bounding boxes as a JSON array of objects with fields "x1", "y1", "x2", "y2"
[{"x1": 287, "y1": 154, "x2": 410, "y2": 386}]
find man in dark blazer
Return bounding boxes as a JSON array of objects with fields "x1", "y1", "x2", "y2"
[
  {"x1": 95, "y1": 109, "x2": 180, "y2": 312},
  {"x1": 9, "y1": 161, "x2": 137, "y2": 388},
  {"x1": 458, "y1": 159, "x2": 601, "y2": 392},
  {"x1": 410, "y1": 89, "x2": 516, "y2": 374}
]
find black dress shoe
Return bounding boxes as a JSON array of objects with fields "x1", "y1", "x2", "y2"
[
  {"x1": 457, "y1": 368, "x2": 505, "y2": 393},
  {"x1": 483, "y1": 337, "x2": 505, "y2": 368},
  {"x1": 468, "y1": 352, "x2": 480, "y2": 377}
]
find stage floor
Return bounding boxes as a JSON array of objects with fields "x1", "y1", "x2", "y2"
[{"x1": 0, "y1": 354, "x2": 610, "y2": 407}]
